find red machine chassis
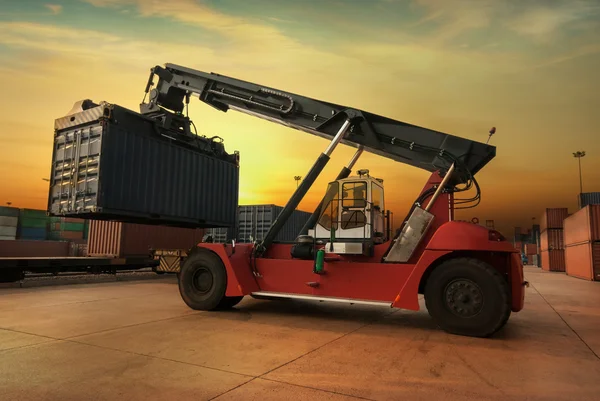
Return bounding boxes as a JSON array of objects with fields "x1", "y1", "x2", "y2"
[{"x1": 195, "y1": 172, "x2": 525, "y2": 313}]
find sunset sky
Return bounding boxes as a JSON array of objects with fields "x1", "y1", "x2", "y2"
[{"x1": 0, "y1": 0, "x2": 598, "y2": 237}]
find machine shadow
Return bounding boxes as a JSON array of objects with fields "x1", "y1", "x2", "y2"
[
  {"x1": 208, "y1": 296, "x2": 443, "y2": 335},
  {"x1": 205, "y1": 297, "x2": 522, "y2": 342}
]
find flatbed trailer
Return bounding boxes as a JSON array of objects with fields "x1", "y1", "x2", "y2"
[{"x1": 0, "y1": 256, "x2": 158, "y2": 283}]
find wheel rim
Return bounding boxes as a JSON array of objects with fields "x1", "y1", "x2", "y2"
[
  {"x1": 444, "y1": 278, "x2": 484, "y2": 318},
  {"x1": 192, "y1": 267, "x2": 214, "y2": 294}
]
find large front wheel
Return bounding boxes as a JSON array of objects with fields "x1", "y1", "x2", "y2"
[
  {"x1": 178, "y1": 250, "x2": 242, "y2": 311},
  {"x1": 424, "y1": 257, "x2": 511, "y2": 338}
]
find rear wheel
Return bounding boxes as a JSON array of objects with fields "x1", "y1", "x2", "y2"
[
  {"x1": 178, "y1": 250, "x2": 231, "y2": 311},
  {"x1": 424, "y1": 257, "x2": 511, "y2": 338},
  {"x1": 217, "y1": 296, "x2": 244, "y2": 309}
]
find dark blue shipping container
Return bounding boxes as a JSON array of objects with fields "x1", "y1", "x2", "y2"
[
  {"x1": 19, "y1": 227, "x2": 47, "y2": 240},
  {"x1": 47, "y1": 101, "x2": 240, "y2": 228},
  {"x1": 580, "y1": 192, "x2": 600, "y2": 209}
]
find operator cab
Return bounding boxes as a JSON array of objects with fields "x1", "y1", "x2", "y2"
[{"x1": 308, "y1": 169, "x2": 388, "y2": 255}]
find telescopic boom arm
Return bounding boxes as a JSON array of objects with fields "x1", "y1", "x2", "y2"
[
  {"x1": 139, "y1": 63, "x2": 496, "y2": 186},
  {"x1": 139, "y1": 63, "x2": 496, "y2": 253}
]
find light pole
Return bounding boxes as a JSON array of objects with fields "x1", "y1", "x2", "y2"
[
  {"x1": 294, "y1": 176, "x2": 302, "y2": 188},
  {"x1": 573, "y1": 151, "x2": 585, "y2": 195}
]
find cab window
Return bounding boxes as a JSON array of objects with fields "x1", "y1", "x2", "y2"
[
  {"x1": 342, "y1": 182, "x2": 367, "y2": 208},
  {"x1": 317, "y1": 182, "x2": 339, "y2": 231},
  {"x1": 372, "y1": 183, "x2": 384, "y2": 210}
]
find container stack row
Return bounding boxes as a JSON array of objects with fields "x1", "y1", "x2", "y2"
[
  {"x1": 48, "y1": 217, "x2": 89, "y2": 241},
  {"x1": 579, "y1": 192, "x2": 600, "y2": 209},
  {"x1": 0, "y1": 206, "x2": 19, "y2": 241},
  {"x1": 563, "y1": 205, "x2": 600, "y2": 281},
  {"x1": 0, "y1": 206, "x2": 89, "y2": 242},
  {"x1": 19, "y1": 209, "x2": 49, "y2": 240},
  {"x1": 525, "y1": 243, "x2": 538, "y2": 265},
  {"x1": 539, "y1": 208, "x2": 569, "y2": 272}
]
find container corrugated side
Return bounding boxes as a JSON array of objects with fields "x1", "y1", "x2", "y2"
[
  {"x1": 525, "y1": 243, "x2": 537, "y2": 255},
  {"x1": 19, "y1": 217, "x2": 49, "y2": 229},
  {"x1": 580, "y1": 192, "x2": 600, "y2": 208},
  {"x1": 205, "y1": 227, "x2": 228, "y2": 243},
  {"x1": 565, "y1": 242, "x2": 600, "y2": 281},
  {"x1": 564, "y1": 205, "x2": 600, "y2": 245},
  {"x1": 20, "y1": 209, "x2": 48, "y2": 219},
  {"x1": 0, "y1": 226, "x2": 17, "y2": 237},
  {"x1": 0, "y1": 216, "x2": 18, "y2": 227},
  {"x1": 541, "y1": 249, "x2": 565, "y2": 272},
  {"x1": 19, "y1": 227, "x2": 48, "y2": 240},
  {"x1": 540, "y1": 229, "x2": 564, "y2": 251},
  {"x1": 48, "y1": 103, "x2": 239, "y2": 229},
  {"x1": 539, "y1": 208, "x2": 569, "y2": 231},
  {"x1": 237, "y1": 205, "x2": 311, "y2": 243},
  {"x1": 120, "y1": 223, "x2": 205, "y2": 257},
  {"x1": 87, "y1": 220, "x2": 122, "y2": 257},
  {"x1": 87, "y1": 220, "x2": 204, "y2": 257},
  {"x1": 594, "y1": 242, "x2": 600, "y2": 281}
]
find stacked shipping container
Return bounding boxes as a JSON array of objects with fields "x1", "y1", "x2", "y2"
[
  {"x1": 539, "y1": 208, "x2": 569, "y2": 272},
  {"x1": 563, "y1": 205, "x2": 600, "y2": 281},
  {"x1": 48, "y1": 217, "x2": 88, "y2": 241},
  {"x1": 579, "y1": 192, "x2": 600, "y2": 209},
  {"x1": 205, "y1": 205, "x2": 312, "y2": 243},
  {"x1": 0, "y1": 206, "x2": 19, "y2": 240},
  {"x1": 87, "y1": 221, "x2": 205, "y2": 258},
  {"x1": 525, "y1": 243, "x2": 538, "y2": 265},
  {"x1": 18, "y1": 209, "x2": 49, "y2": 240},
  {"x1": 238, "y1": 205, "x2": 311, "y2": 243},
  {"x1": 47, "y1": 102, "x2": 240, "y2": 229},
  {"x1": 0, "y1": 207, "x2": 86, "y2": 257}
]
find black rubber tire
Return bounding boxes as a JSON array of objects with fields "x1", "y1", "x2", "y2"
[
  {"x1": 216, "y1": 296, "x2": 244, "y2": 310},
  {"x1": 178, "y1": 250, "x2": 228, "y2": 311},
  {"x1": 424, "y1": 257, "x2": 511, "y2": 338}
]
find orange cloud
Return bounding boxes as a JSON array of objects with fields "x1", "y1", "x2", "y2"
[{"x1": 1, "y1": 1, "x2": 599, "y2": 236}]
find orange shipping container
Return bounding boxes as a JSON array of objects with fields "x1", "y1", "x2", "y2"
[
  {"x1": 58, "y1": 231, "x2": 84, "y2": 240},
  {"x1": 563, "y1": 205, "x2": 600, "y2": 246},
  {"x1": 539, "y1": 229, "x2": 564, "y2": 251},
  {"x1": 541, "y1": 249, "x2": 566, "y2": 272},
  {"x1": 525, "y1": 243, "x2": 537, "y2": 255},
  {"x1": 87, "y1": 221, "x2": 205, "y2": 258},
  {"x1": 539, "y1": 208, "x2": 569, "y2": 231},
  {"x1": 565, "y1": 242, "x2": 600, "y2": 281}
]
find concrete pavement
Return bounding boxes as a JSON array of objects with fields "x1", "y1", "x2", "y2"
[{"x1": 1, "y1": 267, "x2": 599, "y2": 400}]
